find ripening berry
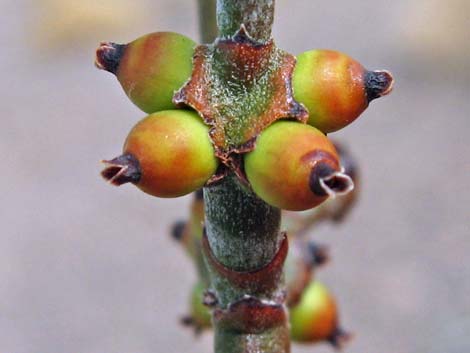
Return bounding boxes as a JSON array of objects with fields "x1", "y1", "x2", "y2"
[
  {"x1": 189, "y1": 282, "x2": 212, "y2": 331},
  {"x1": 101, "y1": 110, "x2": 218, "y2": 198},
  {"x1": 170, "y1": 191, "x2": 205, "y2": 259},
  {"x1": 284, "y1": 236, "x2": 330, "y2": 307},
  {"x1": 293, "y1": 49, "x2": 393, "y2": 133},
  {"x1": 244, "y1": 121, "x2": 354, "y2": 211},
  {"x1": 290, "y1": 281, "x2": 350, "y2": 347},
  {"x1": 95, "y1": 32, "x2": 195, "y2": 113}
]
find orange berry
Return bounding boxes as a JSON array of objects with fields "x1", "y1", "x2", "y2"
[
  {"x1": 244, "y1": 121, "x2": 353, "y2": 211},
  {"x1": 290, "y1": 281, "x2": 351, "y2": 347},
  {"x1": 96, "y1": 32, "x2": 196, "y2": 113},
  {"x1": 293, "y1": 49, "x2": 393, "y2": 133},
  {"x1": 101, "y1": 110, "x2": 218, "y2": 198}
]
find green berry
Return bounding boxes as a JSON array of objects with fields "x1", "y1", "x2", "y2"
[
  {"x1": 244, "y1": 121, "x2": 353, "y2": 211},
  {"x1": 96, "y1": 32, "x2": 196, "y2": 113},
  {"x1": 189, "y1": 282, "x2": 212, "y2": 330},
  {"x1": 101, "y1": 110, "x2": 218, "y2": 198},
  {"x1": 293, "y1": 49, "x2": 393, "y2": 133},
  {"x1": 290, "y1": 281, "x2": 350, "y2": 347}
]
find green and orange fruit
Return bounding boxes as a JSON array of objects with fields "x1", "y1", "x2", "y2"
[
  {"x1": 290, "y1": 281, "x2": 351, "y2": 348},
  {"x1": 188, "y1": 281, "x2": 212, "y2": 331},
  {"x1": 95, "y1": 32, "x2": 196, "y2": 113},
  {"x1": 293, "y1": 49, "x2": 393, "y2": 133},
  {"x1": 101, "y1": 110, "x2": 218, "y2": 198},
  {"x1": 244, "y1": 121, "x2": 353, "y2": 211}
]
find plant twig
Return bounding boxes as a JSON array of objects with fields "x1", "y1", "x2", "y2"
[
  {"x1": 198, "y1": 0, "x2": 218, "y2": 42},
  {"x1": 195, "y1": 1, "x2": 290, "y2": 352},
  {"x1": 216, "y1": 0, "x2": 274, "y2": 42}
]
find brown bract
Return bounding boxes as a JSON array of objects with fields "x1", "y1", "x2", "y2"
[
  {"x1": 213, "y1": 296, "x2": 287, "y2": 334},
  {"x1": 174, "y1": 26, "x2": 308, "y2": 172},
  {"x1": 202, "y1": 231, "x2": 288, "y2": 295}
]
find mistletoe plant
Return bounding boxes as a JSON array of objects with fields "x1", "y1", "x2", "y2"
[{"x1": 95, "y1": 1, "x2": 393, "y2": 352}]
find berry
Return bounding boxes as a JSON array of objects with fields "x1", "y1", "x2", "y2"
[
  {"x1": 244, "y1": 121, "x2": 353, "y2": 211},
  {"x1": 293, "y1": 49, "x2": 393, "y2": 133},
  {"x1": 101, "y1": 110, "x2": 218, "y2": 198},
  {"x1": 189, "y1": 282, "x2": 212, "y2": 331},
  {"x1": 95, "y1": 32, "x2": 196, "y2": 113},
  {"x1": 290, "y1": 281, "x2": 350, "y2": 347}
]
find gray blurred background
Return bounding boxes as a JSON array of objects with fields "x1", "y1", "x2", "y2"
[{"x1": 1, "y1": 0, "x2": 469, "y2": 352}]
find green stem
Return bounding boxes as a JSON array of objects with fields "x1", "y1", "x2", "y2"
[
  {"x1": 203, "y1": 177, "x2": 287, "y2": 353},
  {"x1": 216, "y1": 0, "x2": 275, "y2": 42},
  {"x1": 204, "y1": 175, "x2": 281, "y2": 275},
  {"x1": 198, "y1": 0, "x2": 218, "y2": 42},
  {"x1": 198, "y1": 2, "x2": 289, "y2": 352}
]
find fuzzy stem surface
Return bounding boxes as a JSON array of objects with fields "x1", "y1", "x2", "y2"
[
  {"x1": 198, "y1": 1, "x2": 289, "y2": 352},
  {"x1": 216, "y1": 0, "x2": 274, "y2": 42}
]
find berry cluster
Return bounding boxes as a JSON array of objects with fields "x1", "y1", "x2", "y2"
[
  {"x1": 96, "y1": 27, "x2": 393, "y2": 351},
  {"x1": 173, "y1": 148, "x2": 359, "y2": 348},
  {"x1": 96, "y1": 31, "x2": 392, "y2": 211}
]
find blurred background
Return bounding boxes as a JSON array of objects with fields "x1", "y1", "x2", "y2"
[{"x1": 1, "y1": 0, "x2": 469, "y2": 352}]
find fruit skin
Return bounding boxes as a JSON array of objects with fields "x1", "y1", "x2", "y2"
[
  {"x1": 124, "y1": 110, "x2": 218, "y2": 197},
  {"x1": 97, "y1": 32, "x2": 196, "y2": 113},
  {"x1": 293, "y1": 49, "x2": 392, "y2": 133},
  {"x1": 245, "y1": 121, "x2": 351, "y2": 211},
  {"x1": 289, "y1": 281, "x2": 338, "y2": 343},
  {"x1": 189, "y1": 282, "x2": 212, "y2": 330}
]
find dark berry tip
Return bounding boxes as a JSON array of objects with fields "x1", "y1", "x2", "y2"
[
  {"x1": 171, "y1": 220, "x2": 187, "y2": 241},
  {"x1": 180, "y1": 316, "x2": 205, "y2": 336},
  {"x1": 181, "y1": 315, "x2": 194, "y2": 326},
  {"x1": 309, "y1": 163, "x2": 354, "y2": 197},
  {"x1": 101, "y1": 153, "x2": 141, "y2": 186},
  {"x1": 365, "y1": 70, "x2": 394, "y2": 102},
  {"x1": 95, "y1": 42, "x2": 126, "y2": 74},
  {"x1": 328, "y1": 327, "x2": 353, "y2": 350},
  {"x1": 307, "y1": 241, "x2": 330, "y2": 267}
]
